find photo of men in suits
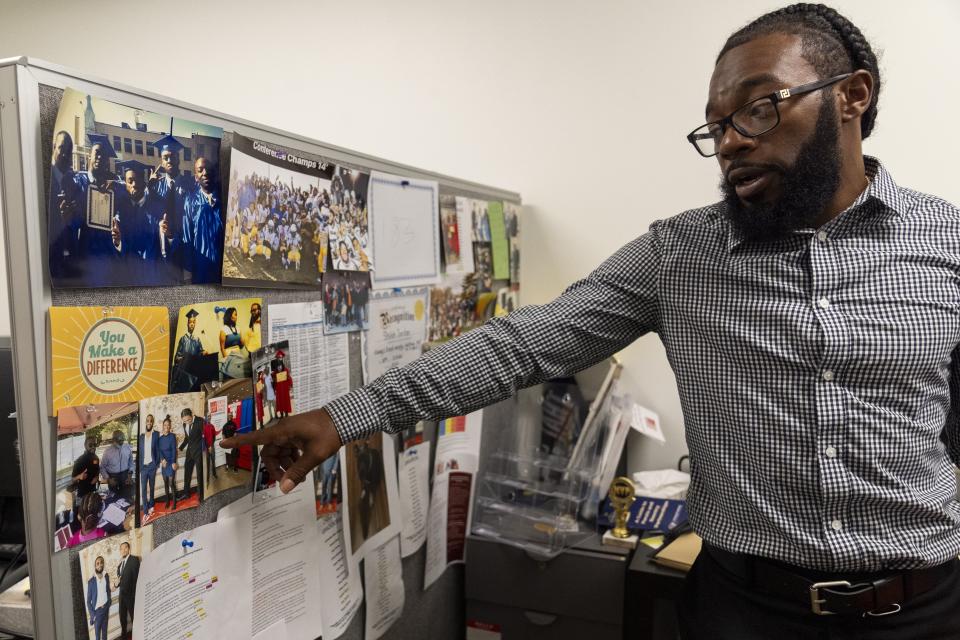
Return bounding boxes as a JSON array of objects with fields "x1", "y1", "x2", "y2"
[{"x1": 79, "y1": 527, "x2": 152, "y2": 640}]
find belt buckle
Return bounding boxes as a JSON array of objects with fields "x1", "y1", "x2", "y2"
[{"x1": 809, "y1": 580, "x2": 852, "y2": 615}]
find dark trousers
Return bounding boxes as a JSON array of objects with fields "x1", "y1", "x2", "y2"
[
  {"x1": 118, "y1": 596, "x2": 133, "y2": 638},
  {"x1": 206, "y1": 448, "x2": 217, "y2": 483},
  {"x1": 93, "y1": 605, "x2": 108, "y2": 640},
  {"x1": 162, "y1": 475, "x2": 177, "y2": 508},
  {"x1": 182, "y1": 454, "x2": 203, "y2": 501},
  {"x1": 679, "y1": 547, "x2": 960, "y2": 640},
  {"x1": 140, "y1": 462, "x2": 157, "y2": 513}
]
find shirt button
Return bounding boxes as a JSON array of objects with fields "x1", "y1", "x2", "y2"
[
  {"x1": 825, "y1": 446, "x2": 837, "y2": 458},
  {"x1": 831, "y1": 519, "x2": 843, "y2": 531},
  {"x1": 817, "y1": 231, "x2": 828, "y2": 242},
  {"x1": 822, "y1": 370, "x2": 835, "y2": 382},
  {"x1": 817, "y1": 297, "x2": 830, "y2": 309}
]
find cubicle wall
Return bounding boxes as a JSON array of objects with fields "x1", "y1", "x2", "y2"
[{"x1": 0, "y1": 57, "x2": 521, "y2": 640}]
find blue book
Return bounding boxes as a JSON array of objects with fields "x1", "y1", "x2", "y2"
[{"x1": 598, "y1": 496, "x2": 687, "y2": 533}]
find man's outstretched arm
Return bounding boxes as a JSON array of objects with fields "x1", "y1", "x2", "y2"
[{"x1": 222, "y1": 226, "x2": 664, "y2": 492}]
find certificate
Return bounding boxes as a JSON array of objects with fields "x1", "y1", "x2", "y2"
[{"x1": 86, "y1": 186, "x2": 114, "y2": 231}]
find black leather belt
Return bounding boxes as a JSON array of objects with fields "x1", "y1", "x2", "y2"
[{"x1": 703, "y1": 542, "x2": 955, "y2": 617}]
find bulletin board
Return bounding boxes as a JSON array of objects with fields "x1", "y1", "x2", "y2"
[{"x1": 0, "y1": 57, "x2": 521, "y2": 640}]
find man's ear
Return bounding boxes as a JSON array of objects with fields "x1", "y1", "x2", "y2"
[{"x1": 837, "y1": 69, "x2": 873, "y2": 125}]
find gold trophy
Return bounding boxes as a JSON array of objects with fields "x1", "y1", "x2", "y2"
[{"x1": 602, "y1": 476, "x2": 639, "y2": 549}]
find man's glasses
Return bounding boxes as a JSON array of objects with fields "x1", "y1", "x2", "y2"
[{"x1": 686, "y1": 73, "x2": 852, "y2": 158}]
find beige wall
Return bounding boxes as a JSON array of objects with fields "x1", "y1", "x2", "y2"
[{"x1": 1, "y1": 0, "x2": 957, "y2": 469}]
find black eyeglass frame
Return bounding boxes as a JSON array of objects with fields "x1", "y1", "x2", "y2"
[{"x1": 686, "y1": 72, "x2": 853, "y2": 158}]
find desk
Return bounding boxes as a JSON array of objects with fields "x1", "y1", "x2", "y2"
[{"x1": 625, "y1": 542, "x2": 688, "y2": 640}]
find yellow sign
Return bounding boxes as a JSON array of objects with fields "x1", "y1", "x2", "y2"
[{"x1": 50, "y1": 306, "x2": 169, "y2": 415}]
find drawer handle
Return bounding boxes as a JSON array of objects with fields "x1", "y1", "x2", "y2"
[{"x1": 523, "y1": 611, "x2": 558, "y2": 626}]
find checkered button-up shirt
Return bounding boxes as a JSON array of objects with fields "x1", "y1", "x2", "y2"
[{"x1": 327, "y1": 157, "x2": 960, "y2": 572}]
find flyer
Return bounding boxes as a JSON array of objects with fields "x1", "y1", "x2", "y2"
[
  {"x1": 424, "y1": 410, "x2": 483, "y2": 589},
  {"x1": 49, "y1": 306, "x2": 169, "y2": 416},
  {"x1": 364, "y1": 536, "x2": 405, "y2": 640},
  {"x1": 363, "y1": 287, "x2": 429, "y2": 383},
  {"x1": 397, "y1": 441, "x2": 430, "y2": 557},
  {"x1": 216, "y1": 480, "x2": 325, "y2": 639}
]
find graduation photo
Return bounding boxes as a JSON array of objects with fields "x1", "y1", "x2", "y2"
[
  {"x1": 170, "y1": 298, "x2": 262, "y2": 393},
  {"x1": 47, "y1": 87, "x2": 225, "y2": 288},
  {"x1": 250, "y1": 341, "x2": 295, "y2": 492}
]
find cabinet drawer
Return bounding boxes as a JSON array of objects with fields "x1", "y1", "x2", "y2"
[{"x1": 465, "y1": 535, "x2": 627, "y2": 623}]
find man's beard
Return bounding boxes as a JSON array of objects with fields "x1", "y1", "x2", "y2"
[{"x1": 721, "y1": 98, "x2": 842, "y2": 243}]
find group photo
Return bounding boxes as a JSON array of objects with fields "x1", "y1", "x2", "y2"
[
  {"x1": 136, "y1": 393, "x2": 206, "y2": 524},
  {"x1": 326, "y1": 166, "x2": 372, "y2": 272},
  {"x1": 53, "y1": 403, "x2": 139, "y2": 552},
  {"x1": 222, "y1": 134, "x2": 336, "y2": 287},
  {"x1": 47, "y1": 87, "x2": 224, "y2": 288},
  {"x1": 321, "y1": 270, "x2": 371, "y2": 334}
]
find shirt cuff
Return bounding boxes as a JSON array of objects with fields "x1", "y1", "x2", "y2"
[{"x1": 324, "y1": 388, "x2": 383, "y2": 444}]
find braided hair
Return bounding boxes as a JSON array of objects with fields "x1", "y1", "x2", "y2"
[{"x1": 717, "y1": 3, "x2": 881, "y2": 139}]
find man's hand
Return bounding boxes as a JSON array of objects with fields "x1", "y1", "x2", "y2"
[
  {"x1": 111, "y1": 218, "x2": 122, "y2": 248},
  {"x1": 220, "y1": 409, "x2": 342, "y2": 494}
]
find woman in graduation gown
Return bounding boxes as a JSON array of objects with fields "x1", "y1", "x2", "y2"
[{"x1": 271, "y1": 351, "x2": 293, "y2": 418}]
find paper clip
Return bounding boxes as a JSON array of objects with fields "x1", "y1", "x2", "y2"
[
  {"x1": 101, "y1": 306, "x2": 114, "y2": 317},
  {"x1": 86, "y1": 404, "x2": 96, "y2": 413}
]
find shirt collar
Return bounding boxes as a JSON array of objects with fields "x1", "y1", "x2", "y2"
[{"x1": 725, "y1": 156, "x2": 904, "y2": 253}]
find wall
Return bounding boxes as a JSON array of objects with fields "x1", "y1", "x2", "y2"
[{"x1": 0, "y1": 0, "x2": 957, "y2": 471}]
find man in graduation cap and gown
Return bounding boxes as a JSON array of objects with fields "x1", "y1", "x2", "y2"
[
  {"x1": 115, "y1": 160, "x2": 180, "y2": 286},
  {"x1": 71, "y1": 134, "x2": 126, "y2": 287},
  {"x1": 182, "y1": 157, "x2": 223, "y2": 283},
  {"x1": 47, "y1": 130, "x2": 80, "y2": 282},
  {"x1": 171, "y1": 309, "x2": 207, "y2": 392},
  {"x1": 148, "y1": 134, "x2": 193, "y2": 263}
]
